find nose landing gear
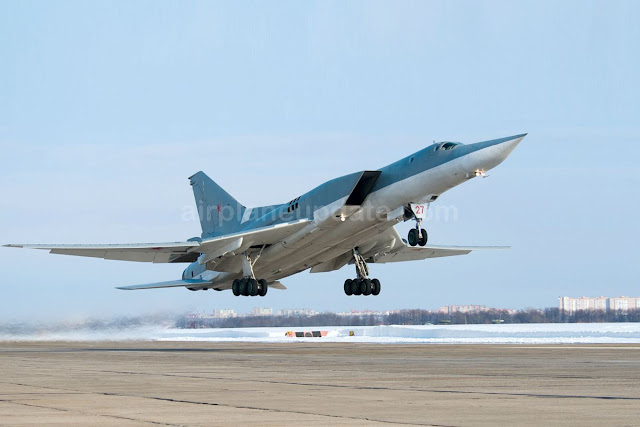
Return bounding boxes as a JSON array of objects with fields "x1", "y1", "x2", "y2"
[
  {"x1": 407, "y1": 203, "x2": 428, "y2": 247},
  {"x1": 408, "y1": 228, "x2": 428, "y2": 247}
]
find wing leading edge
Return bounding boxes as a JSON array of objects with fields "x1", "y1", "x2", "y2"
[
  {"x1": 116, "y1": 279, "x2": 210, "y2": 290},
  {"x1": 3, "y1": 219, "x2": 310, "y2": 264},
  {"x1": 371, "y1": 243, "x2": 509, "y2": 263},
  {"x1": 3, "y1": 242, "x2": 201, "y2": 263},
  {"x1": 308, "y1": 226, "x2": 509, "y2": 273},
  {"x1": 363, "y1": 227, "x2": 510, "y2": 264},
  {"x1": 367, "y1": 227, "x2": 509, "y2": 263}
]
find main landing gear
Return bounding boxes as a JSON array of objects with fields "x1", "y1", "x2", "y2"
[
  {"x1": 232, "y1": 278, "x2": 268, "y2": 297},
  {"x1": 407, "y1": 203, "x2": 428, "y2": 247},
  {"x1": 232, "y1": 252, "x2": 268, "y2": 297},
  {"x1": 344, "y1": 278, "x2": 381, "y2": 296},
  {"x1": 344, "y1": 248, "x2": 381, "y2": 296}
]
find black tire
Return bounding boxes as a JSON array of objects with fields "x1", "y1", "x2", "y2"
[
  {"x1": 247, "y1": 279, "x2": 258, "y2": 296},
  {"x1": 362, "y1": 279, "x2": 372, "y2": 295},
  {"x1": 344, "y1": 279, "x2": 353, "y2": 296},
  {"x1": 238, "y1": 279, "x2": 248, "y2": 296},
  {"x1": 258, "y1": 279, "x2": 268, "y2": 297},
  {"x1": 232, "y1": 279, "x2": 241, "y2": 296},
  {"x1": 353, "y1": 279, "x2": 362, "y2": 295},
  {"x1": 408, "y1": 228, "x2": 419, "y2": 246},
  {"x1": 371, "y1": 278, "x2": 381, "y2": 296},
  {"x1": 418, "y1": 228, "x2": 428, "y2": 246}
]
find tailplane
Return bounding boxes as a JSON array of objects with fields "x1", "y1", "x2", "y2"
[{"x1": 189, "y1": 171, "x2": 246, "y2": 238}]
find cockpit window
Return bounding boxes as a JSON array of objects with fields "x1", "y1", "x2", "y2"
[{"x1": 433, "y1": 141, "x2": 462, "y2": 151}]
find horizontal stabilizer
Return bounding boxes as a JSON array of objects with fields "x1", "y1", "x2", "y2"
[{"x1": 116, "y1": 279, "x2": 210, "y2": 290}]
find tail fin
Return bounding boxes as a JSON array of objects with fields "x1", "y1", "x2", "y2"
[{"x1": 189, "y1": 171, "x2": 246, "y2": 238}]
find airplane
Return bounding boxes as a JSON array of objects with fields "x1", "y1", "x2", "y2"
[{"x1": 4, "y1": 133, "x2": 526, "y2": 297}]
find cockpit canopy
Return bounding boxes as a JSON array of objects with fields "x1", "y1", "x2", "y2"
[{"x1": 433, "y1": 141, "x2": 463, "y2": 152}]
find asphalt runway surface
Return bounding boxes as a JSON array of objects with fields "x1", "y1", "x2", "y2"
[{"x1": 1, "y1": 342, "x2": 639, "y2": 426}]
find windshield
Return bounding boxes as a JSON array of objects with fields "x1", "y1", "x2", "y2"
[{"x1": 433, "y1": 141, "x2": 462, "y2": 152}]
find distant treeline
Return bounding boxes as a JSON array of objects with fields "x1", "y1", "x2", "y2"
[{"x1": 176, "y1": 308, "x2": 640, "y2": 329}]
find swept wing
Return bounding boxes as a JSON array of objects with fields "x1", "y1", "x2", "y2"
[
  {"x1": 4, "y1": 219, "x2": 310, "y2": 264},
  {"x1": 366, "y1": 227, "x2": 509, "y2": 263}
]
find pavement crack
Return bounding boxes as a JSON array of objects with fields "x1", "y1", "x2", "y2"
[
  {"x1": 0, "y1": 398, "x2": 180, "y2": 426},
  {"x1": 95, "y1": 392, "x2": 448, "y2": 426},
  {"x1": 2, "y1": 381, "x2": 432, "y2": 426},
  {"x1": 93, "y1": 369, "x2": 640, "y2": 401}
]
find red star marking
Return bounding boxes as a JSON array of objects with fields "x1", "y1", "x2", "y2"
[{"x1": 216, "y1": 202, "x2": 222, "y2": 214}]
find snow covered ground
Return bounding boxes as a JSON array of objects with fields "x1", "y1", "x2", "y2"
[
  {"x1": 3, "y1": 323, "x2": 640, "y2": 344},
  {"x1": 159, "y1": 323, "x2": 640, "y2": 344}
]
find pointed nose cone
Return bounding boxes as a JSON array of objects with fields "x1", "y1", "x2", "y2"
[
  {"x1": 461, "y1": 133, "x2": 526, "y2": 174},
  {"x1": 493, "y1": 133, "x2": 526, "y2": 159}
]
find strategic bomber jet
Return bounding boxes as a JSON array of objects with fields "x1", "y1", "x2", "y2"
[{"x1": 5, "y1": 134, "x2": 526, "y2": 297}]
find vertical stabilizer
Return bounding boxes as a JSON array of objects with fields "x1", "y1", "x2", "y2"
[{"x1": 189, "y1": 171, "x2": 246, "y2": 238}]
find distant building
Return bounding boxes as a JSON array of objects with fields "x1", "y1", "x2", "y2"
[
  {"x1": 559, "y1": 296, "x2": 640, "y2": 313},
  {"x1": 277, "y1": 308, "x2": 316, "y2": 317},
  {"x1": 251, "y1": 307, "x2": 273, "y2": 316},
  {"x1": 336, "y1": 309, "x2": 397, "y2": 316},
  {"x1": 212, "y1": 308, "x2": 237, "y2": 319},
  {"x1": 439, "y1": 305, "x2": 489, "y2": 315}
]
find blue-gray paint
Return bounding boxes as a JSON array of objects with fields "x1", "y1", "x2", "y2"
[{"x1": 193, "y1": 134, "x2": 526, "y2": 238}]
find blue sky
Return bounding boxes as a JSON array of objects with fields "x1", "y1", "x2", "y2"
[{"x1": 1, "y1": 0, "x2": 639, "y2": 320}]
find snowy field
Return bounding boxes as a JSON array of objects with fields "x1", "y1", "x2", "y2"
[{"x1": 3, "y1": 323, "x2": 640, "y2": 344}]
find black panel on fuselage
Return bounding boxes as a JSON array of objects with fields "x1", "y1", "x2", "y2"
[{"x1": 345, "y1": 171, "x2": 382, "y2": 206}]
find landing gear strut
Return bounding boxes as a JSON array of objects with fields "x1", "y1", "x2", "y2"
[
  {"x1": 344, "y1": 248, "x2": 381, "y2": 296},
  {"x1": 407, "y1": 203, "x2": 428, "y2": 247},
  {"x1": 232, "y1": 252, "x2": 268, "y2": 297}
]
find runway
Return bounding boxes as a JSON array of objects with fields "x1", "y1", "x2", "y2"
[{"x1": 1, "y1": 342, "x2": 639, "y2": 426}]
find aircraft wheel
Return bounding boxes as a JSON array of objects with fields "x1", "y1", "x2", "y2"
[
  {"x1": 232, "y1": 279, "x2": 241, "y2": 296},
  {"x1": 418, "y1": 229, "x2": 428, "y2": 246},
  {"x1": 247, "y1": 279, "x2": 258, "y2": 296},
  {"x1": 238, "y1": 279, "x2": 247, "y2": 296},
  {"x1": 258, "y1": 279, "x2": 268, "y2": 297},
  {"x1": 371, "y1": 278, "x2": 381, "y2": 296},
  {"x1": 362, "y1": 278, "x2": 372, "y2": 296},
  {"x1": 344, "y1": 279, "x2": 353, "y2": 296},
  {"x1": 350, "y1": 279, "x2": 360, "y2": 295},
  {"x1": 408, "y1": 228, "x2": 419, "y2": 246},
  {"x1": 353, "y1": 279, "x2": 363, "y2": 295}
]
